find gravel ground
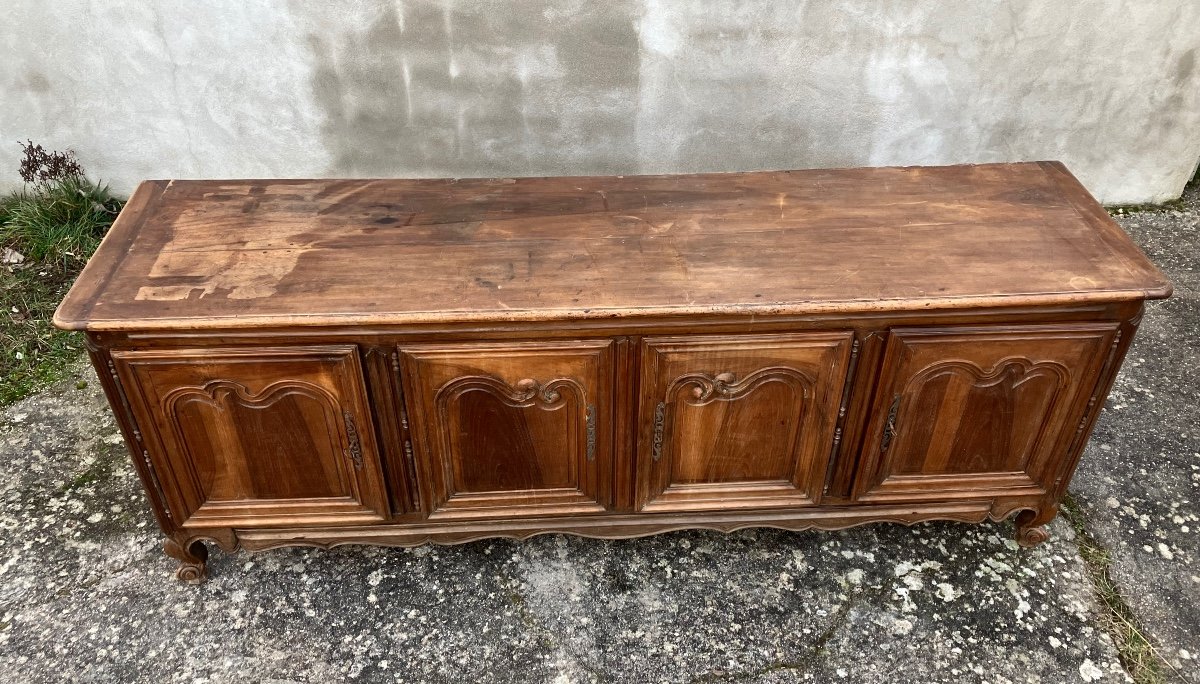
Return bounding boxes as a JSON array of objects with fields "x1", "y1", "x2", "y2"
[
  {"x1": 1, "y1": 189, "x2": 1196, "y2": 683},
  {"x1": 1072, "y1": 182, "x2": 1200, "y2": 680}
]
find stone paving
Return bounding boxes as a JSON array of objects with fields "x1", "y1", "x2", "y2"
[{"x1": 0, "y1": 188, "x2": 1196, "y2": 683}]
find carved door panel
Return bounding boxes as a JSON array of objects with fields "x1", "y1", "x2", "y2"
[
  {"x1": 399, "y1": 341, "x2": 614, "y2": 519},
  {"x1": 854, "y1": 324, "x2": 1119, "y2": 501},
  {"x1": 113, "y1": 346, "x2": 389, "y2": 529},
  {"x1": 635, "y1": 333, "x2": 856, "y2": 512}
]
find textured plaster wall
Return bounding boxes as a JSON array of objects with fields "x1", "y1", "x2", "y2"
[{"x1": 1, "y1": 0, "x2": 1198, "y2": 203}]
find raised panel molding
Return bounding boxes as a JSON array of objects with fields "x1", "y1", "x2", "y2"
[
  {"x1": 856, "y1": 325, "x2": 1118, "y2": 502},
  {"x1": 399, "y1": 341, "x2": 614, "y2": 520},
  {"x1": 162, "y1": 378, "x2": 352, "y2": 510},
  {"x1": 638, "y1": 333, "x2": 854, "y2": 512},
  {"x1": 654, "y1": 367, "x2": 814, "y2": 472},
  {"x1": 112, "y1": 346, "x2": 390, "y2": 529},
  {"x1": 889, "y1": 357, "x2": 1071, "y2": 476},
  {"x1": 434, "y1": 375, "x2": 592, "y2": 497}
]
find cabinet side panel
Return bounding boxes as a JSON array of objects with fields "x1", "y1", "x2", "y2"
[{"x1": 85, "y1": 341, "x2": 177, "y2": 535}]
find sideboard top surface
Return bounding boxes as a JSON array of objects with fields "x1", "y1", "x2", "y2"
[{"x1": 55, "y1": 161, "x2": 1171, "y2": 332}]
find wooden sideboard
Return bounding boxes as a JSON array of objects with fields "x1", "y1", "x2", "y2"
[{"x1": 55, "y1": 163, "x2": 1171, "y2": 582}]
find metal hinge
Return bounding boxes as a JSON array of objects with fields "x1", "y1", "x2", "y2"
[
  {"x1": 403, "y1": 439, "x2": 421, "y2": 510},
  {"x1": 343, "y1": 410, "x2": 364, "y2": 469},
  {"x1": 651, "y1": 401, "x2": 667, "y2": 462},
  {"x1": 585, "y1": 404, "x2": 597, "y2": 462},
  {"x1": 880, "y1": 394, "x2": 901, "y2": 453}
]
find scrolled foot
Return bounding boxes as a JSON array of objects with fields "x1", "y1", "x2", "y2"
[
  {"x1": 164, "y1": 538, "x2": 209, "y2": 584},
  {"x1": 1016, "y1": 524, "x2": 1050, "y2": 548},
  {"x1": 1014, "y1": 506, "x2": 1056, "y2": 548}
]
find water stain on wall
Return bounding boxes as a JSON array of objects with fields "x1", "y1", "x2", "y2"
[
  {"x1": 1174, "y1": 48, "x2": 1196, "y2": 85},
  {"x1": 22, "y1": 70, "x2": 50, "y2": 93},
  {"x1": 307, "y1": 1, "x2": 640, "y2": 178}
]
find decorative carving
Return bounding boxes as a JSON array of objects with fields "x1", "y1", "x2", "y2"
[
  {"x1": 824, "y1": 338, "x2": 862, "y2": 495},
  {"x1": 1128, "y1": 308, "x2": 1144, "y2": 328},
  {"x1": 103, "y1": 356, "x2": 173, "y2": 522},
  {"x1": 1016, "y1": 525, "x2": 1050, "y2": 547},
  {"x1": 1056, "y1": 330, "x2": 1128, "y2": 490},
  {"x1": 585, "y1": 404, "x2": 597, "y2": 462},
  {"x1": 653, "y1": 366, "x2": 814, "y2": 470},
  {"x1": 1074, "y1": 332, "x2": 1124, "y2": 444},
  {"x1": 432, "y1": 375, "x2": 591, "y2": 483},
  {"x1": 141, "y1": 449, "x2": 172, "y2": 522},
  {"x1": 667, "y1": 367, "x2": 812, "y2": 406},
  {"x1": 651, "y1": 402, "x2": 667, "y2": 462},
  {"x1": 343, "y1": 410, "x2": 364, "y2": 469},
  {"x1": 436, "y1": 376, "x2": 581, "y2": 410},
  {"x1": 838, "y1": 340, "x2": 861, "y2": 421},
  {"x1": 162, "y1": 378, "x2": 342, "y2": 413},
  {"x1": 162, "y1": 529, "x2": 239, "y2": 583}
]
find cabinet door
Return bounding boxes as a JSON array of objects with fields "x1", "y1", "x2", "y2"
[
  {"x1": 113, "y1": 346, "x2": 390, "y2": 528},
  {"x1": 399, "y1": 341, "x2": 613, "y2": 519},
  {"x1": 636, "y1": 333, "x2": 855, "y2": 512},
  {"x1": 854, "y1": 324, "x2": 1118, "y2": 501}
]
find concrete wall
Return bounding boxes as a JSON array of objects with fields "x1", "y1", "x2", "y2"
[{"x1": 1, "y1": 0, "x2": 1198, "y2": 204}]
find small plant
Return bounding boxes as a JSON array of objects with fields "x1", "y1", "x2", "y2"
[
  {"x1": 1, "y1": 141, "x2": 125, "y2": 405},
  {"x1": 17, "y1": 140, "x2": 85, "y2": 185}
]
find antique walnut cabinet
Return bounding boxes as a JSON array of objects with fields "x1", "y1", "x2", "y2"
[{"x1": 55, "y1": 162, "x2": 1171, "y2": 582}]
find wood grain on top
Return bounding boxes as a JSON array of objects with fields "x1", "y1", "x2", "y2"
[{"x1": 54, "y1": 162, "x2": 1172, "y2": 331}]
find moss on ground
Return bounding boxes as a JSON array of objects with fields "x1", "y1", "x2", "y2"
[{"x1": 1061, "y1": 495, "x2": 1180, "y2": 684}]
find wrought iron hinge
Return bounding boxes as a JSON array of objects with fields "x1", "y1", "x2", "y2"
[
  {"x1": 823, "y1": 338, "x2": 862, "y2": 496},
  {"x1": 343, "y1": 410, "x2": 364, "y2": 469},
  {"x1": 880, "y1": 394, "x2": 901, "y2": 453},
  {"x1": 651, "y1": 402, "x2": 667, "y2": 462},
  {"x1": 585, "y1": 404, "x2": 597, "y2": 462},
  {"x1": 402, "y1": 438, "x2": 420, "y2": 510}
]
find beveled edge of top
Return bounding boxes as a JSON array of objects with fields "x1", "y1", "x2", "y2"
[{"x1": 52, "y1": 162, "x2": 1174, "y2": 333}]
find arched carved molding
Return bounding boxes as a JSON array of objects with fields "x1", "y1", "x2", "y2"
[
  {"x1": 434, "y1": 376, "x2": 585, "y2": 412},
  {"x1": 666, "y1": 366, "x2": 813, "y2": 406},
  {"x1": 901, "y1": 356, "x2": 1070, "y2": 396},
  {"x1": 161, "y1": 378, "x2": 342, "y2": 415}
]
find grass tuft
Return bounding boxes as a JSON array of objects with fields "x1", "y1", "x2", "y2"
[
  {"x1": 1061, "y1": 494, "x2": 1180, "y2": 684},
  {"x1": 1, "y1": 150, "x2": 124, "y2": 406},
  {"x1": 0, "y1": 176, "x2": 122, "y2": 268}
]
